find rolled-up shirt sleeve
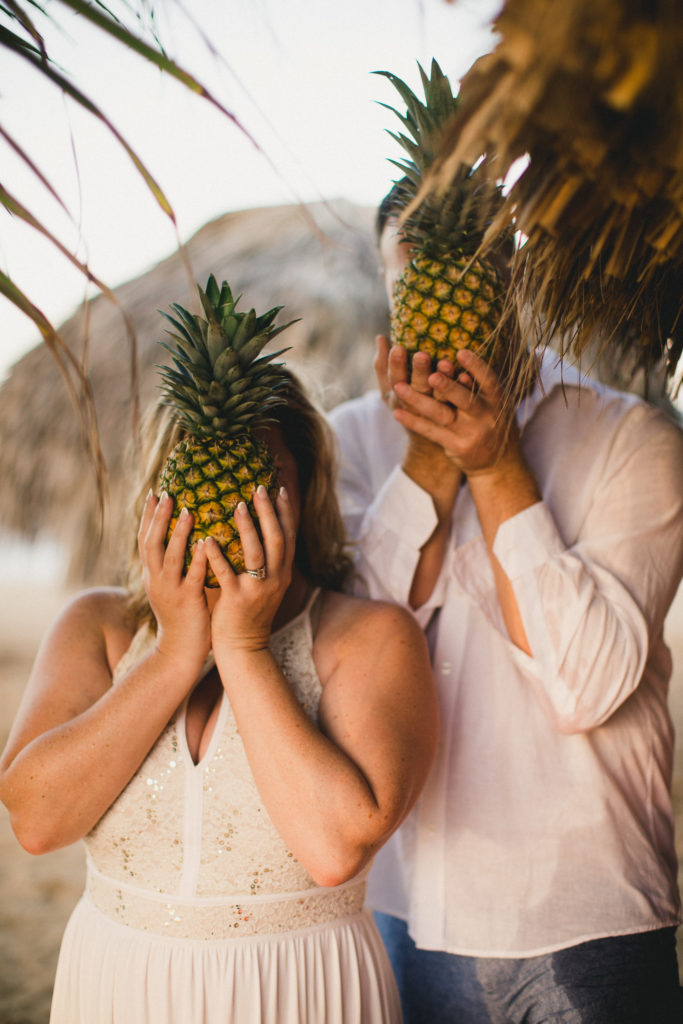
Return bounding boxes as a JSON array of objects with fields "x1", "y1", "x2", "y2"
[
  {"x1": 492, "y1": 404, "x2": 683, "y2": 734},
  {"x1": 354, "y1": 467, "x2": 450, "y2": 627},
  {"x1": 330, "y1": 393, "x2": 450, "y2": 625}
]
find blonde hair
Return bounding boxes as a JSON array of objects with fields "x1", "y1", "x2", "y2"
[{"x1": 125, "y1": 369, "x2": 354, "y2": 627}]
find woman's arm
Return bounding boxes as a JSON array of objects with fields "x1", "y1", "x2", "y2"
[
  {"x1": 206, "y1": 487, "x2": 439, "y2": 888},
  {"x1": 0, "y1": 494, "x2": 211, "y2": 853}
]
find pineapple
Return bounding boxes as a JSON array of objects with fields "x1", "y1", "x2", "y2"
[
  {"x1": 157, "y1": 275, "x2": 295, "y2": 586},
  {"x1": 377, "y1": 60, "x2": 510, "y2": 370}
]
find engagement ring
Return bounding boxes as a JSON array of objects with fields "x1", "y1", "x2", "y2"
[{"x1": 244, "y1": 566, "x2": 267, "y2": 580}]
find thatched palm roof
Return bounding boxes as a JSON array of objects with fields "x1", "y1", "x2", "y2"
[
  {"x1": 430, "y1": 0, "x2": 683, "y2": 391},
  {"x1": 0, "y1": 199, "x2": 388, "y2": 583}
]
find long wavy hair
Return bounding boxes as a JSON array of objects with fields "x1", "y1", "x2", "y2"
[{"x1": 126, "y1": 369, "x2": 354, "y2": 628}]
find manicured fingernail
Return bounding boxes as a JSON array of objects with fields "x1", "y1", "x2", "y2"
[
  {"x1": 236, "y1": 501, "x2": 247, "y2": 515},
  {"x1": 179, "y1": 507, "x2": 189, "y2": 519},
  {"x1": 146, "y1": 488, "x2": 153, "y2": 501},
  {"x1": 279, "y1": 486, "x2": 288, "y2": 499}
]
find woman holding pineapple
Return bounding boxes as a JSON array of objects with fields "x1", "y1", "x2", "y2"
[{"x1": 0, "y1": 287, "x2": 438, "y2": 1023}]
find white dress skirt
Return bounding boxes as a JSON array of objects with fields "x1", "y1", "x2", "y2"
[{"x1": 50, "y1": 594, "x2": 401, "y2": 1024}]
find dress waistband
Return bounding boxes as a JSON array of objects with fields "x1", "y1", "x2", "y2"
[{"x1": 86, "y1": 865, "x2": 368, "y2": 940}]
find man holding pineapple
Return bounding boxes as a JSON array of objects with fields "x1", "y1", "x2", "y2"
[{"x1": 329, "y1": 62, "x2": 683, "y2": 1024}]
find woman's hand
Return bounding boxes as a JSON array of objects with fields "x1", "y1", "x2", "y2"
[
  {"x1": 205, "y1": 485, "x2": 296, "y2": 653},
  {"x1": 138, "y1": 491, "x2": 211, "y2": 673}
]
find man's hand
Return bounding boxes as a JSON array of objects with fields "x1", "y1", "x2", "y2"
[
  {"x1": 376, "y1": 337, "x2": 463, "y2": 610},
  {"x1": 393, "y1": 347, "x2": 540, "y2": 651},
  {"x1": 393, "y1": 347, "x2": 522, "y2": 480},
  {"x1": 375, "y1": 336, "x2": 462, "y2": 500}
]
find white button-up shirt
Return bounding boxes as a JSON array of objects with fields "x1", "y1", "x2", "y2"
[{"x1": 329, "y1": 355, "x2": 683, "y2": 956}]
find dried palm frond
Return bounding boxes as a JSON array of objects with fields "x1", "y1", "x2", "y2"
[{"x1": 430, "y1": 0, "x2": 683, "y2": 392}]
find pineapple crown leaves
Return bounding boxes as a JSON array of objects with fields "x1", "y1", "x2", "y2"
[
  {"x1": 376, "y1": 60, "x2": 511, "y2": 262},
  {"x1": 157, "y1": 274, "x2": 298, "y2": 439},
  {"x1": 374, "y1": 60, "x2": 460, "y2": 181}
]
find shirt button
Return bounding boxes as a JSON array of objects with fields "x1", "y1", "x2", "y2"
[{"x1": 441, "y1": 662, "x2": 452, "y2": 674}]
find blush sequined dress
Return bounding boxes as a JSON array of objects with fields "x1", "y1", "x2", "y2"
[{"x1": 49, "y1": 591, "x2": 401, "y2": 1023}]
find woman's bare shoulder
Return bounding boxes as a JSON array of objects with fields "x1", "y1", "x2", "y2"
[
  {"x1": 51, "y1": 587, "x2": 138, "y2": 670},
  {"x1": 315, "y1": 591, "x2": 434, "y2": 717},
  {"x1": 318, "y1": 590, "x2": 424, "y2": 649},
  {"x1": 320, "y1": 589, "x2": 418, "y2": 624},
  {"x1": 56, "y1": 586, "x2": 131, "y2": 625}
]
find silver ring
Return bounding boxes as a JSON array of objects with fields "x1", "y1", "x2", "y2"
[{"x1": 244, "y1": 566, "x2": 267, "y2": 580}]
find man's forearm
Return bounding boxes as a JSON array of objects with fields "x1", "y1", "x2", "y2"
[
  {"x1": 468, "y1": 453, "x2": 541, "y2": 653},
  {"x1": 402, "y1": 440, "x2": 462, "y2": 609}
]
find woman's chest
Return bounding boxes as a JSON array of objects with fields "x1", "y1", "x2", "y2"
[{"x1": 85, "y1": 620, "x2": 324, "y2": 895}]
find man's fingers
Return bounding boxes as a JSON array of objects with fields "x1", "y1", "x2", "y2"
[
  {"x1": 394, "y1": 404, "x2": 458, "y2": 452},
  {"x1": 374, "y1": 335, "x2": 391, "y2": 398},
  {"x1": 409, "y1": 351, "x2": 433, "y2": 394},
  {"x1": 387, "y1": 344, "x2": 410, "y2": 390},
  {"x1": 431, "y1": 358, "x2": 457, "y2": 401},
  {"x1": 455, "y1": 349, "x2": 500, "y2": 396},
  {"x1": 429, "y1": 371, "x2": 482, "y2": 412},
  {"x1": 395, "y1": 381, "x2": 463, "y2": 425}
]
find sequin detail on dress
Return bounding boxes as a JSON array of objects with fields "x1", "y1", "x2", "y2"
[{"x1": 83, "y1": 590, "x2": 368, "y2": 939}]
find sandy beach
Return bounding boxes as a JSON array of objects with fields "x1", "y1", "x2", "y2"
[{"x1": 1, "y1": 581, "x2": 682, "y2": 1021}]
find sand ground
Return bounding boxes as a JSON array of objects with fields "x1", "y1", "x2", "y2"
[{"x1": 1, "y1": 582, "x2": 682, "y2": 1022}]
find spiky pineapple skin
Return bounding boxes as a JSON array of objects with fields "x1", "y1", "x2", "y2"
[
  {"x1": 392, "y1": 253, "x2": 505, "y2": 369},
  {"x1": 160, "y1": 434, "x2": 279, "y2": 588}
]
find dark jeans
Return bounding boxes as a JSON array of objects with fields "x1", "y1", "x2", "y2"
[{"x1": 374, "y1": 912, "x2": 683, "y2": 1024}]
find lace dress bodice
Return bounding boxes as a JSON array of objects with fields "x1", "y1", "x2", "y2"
[{"x1": 83, "y1": 591, "x2": 367, "y2": 939}]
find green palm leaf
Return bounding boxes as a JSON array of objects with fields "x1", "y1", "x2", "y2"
[{"x1": 0, "y1": 1, "x2": 263, "y2": 509}]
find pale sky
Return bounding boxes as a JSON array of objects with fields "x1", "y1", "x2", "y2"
[{"x1": 0, "y1": 0, "x2": 501, "y2": 380}]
